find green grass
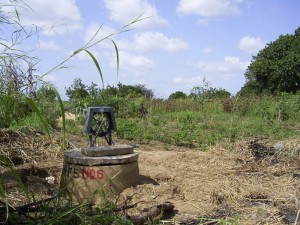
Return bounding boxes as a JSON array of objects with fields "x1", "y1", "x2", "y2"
[
  {"x1": 7, "y1": 93, "x2": 300, "y2": 151},
  {"x1": 116, "y1": 107, "x2": 300, "y2": 150},
  {"x1": 9, "y1": 112, "x2": 52, "y2": 134}
]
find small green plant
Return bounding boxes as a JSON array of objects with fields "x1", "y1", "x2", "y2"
[{"x1": 0, "y1": 190, "x2": 132, "y2": 225}]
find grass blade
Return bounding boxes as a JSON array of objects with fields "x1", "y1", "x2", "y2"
[
  {"x1": 14, "y1": 6, "x2": 20, "y2": 22},
  {"x1": 24, "y1": 96, "x2": 51, "y2": 140},
  {"x1": 0, "y1": 156, "x2": 30, "y2": 201},
  {"x1": 49, "y1": 85, "x2": 66, "y2": 150},
  {"x1": 109, "y1": 39, "x2": 119, "y2": 78},
  {"x1": 73, "y1": 48, "x2": 83, "y2": 55},
  {"x1": 91, "y1": 166, "x2": 126, "y2": 199},
  {"x1": 84, "y1": 49, "x2": 104, "y2": 89},
  {"x1": 130, "y1": 12, "x2": 149, "y2": 25},
  {"x1": 0, "y1": 182, "x2": 10, "y2": 223}
]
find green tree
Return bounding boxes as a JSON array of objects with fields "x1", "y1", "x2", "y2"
[
  {"x1": 211, "y1": 89, "x2": 232, "y2": 98},
  {"x1": 189, "y1": 78, "x2": 231, "y2": 100},
  {"x1": 117, "y1": 83, "x2": 154, "y2": 99},
  {"x1": 240, "y1": 27, "x2": 300, "y2": 95},
  {"x1": 168, "y1": 91, "x2": 187, "y2": 100},
  {"x1": 87, "y1": 82, "x2": 101, "y2": 97},
  {"x1": 104, "y1": 84, "x2": 118, "y2": 96},
  {"x1": 35, "y1": 85, "x2": 56, "y2": 101},
  {"x1": 65, "y1": 78, "x2": 89, "y2": 100}
]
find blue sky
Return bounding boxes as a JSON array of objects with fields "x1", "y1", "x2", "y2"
[{"x1": 10, "y1": 0, "x2": 300, "y2": 98}]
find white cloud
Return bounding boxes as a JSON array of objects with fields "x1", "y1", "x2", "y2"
[
  {"x1": 197, "y1": 18, "x2": 209, "y2": 26},
  {"x1": 195, "y1": 56, "x2": 249, "y2": 75},
  {"x1": 173, "y1": 76, "x2": 206, "y2": 86},
  {"x1": 104, "y1": 0, "x2": 167, "y2": 28},
  {"x1": 115, "y1": 32, "x2": 188, "y2": 53},
  {"x1": 203, "y1": 47, "x2": 212, "y2": 54},
  {"x1": 19, "y1": 0, "x2": 82, "y2": 35},
  {"x1": 176, "y1": 0, "x2": 243, "y2": 17},
  {"x1": 115, "y1": 39, "x2": 133, "y2": 50},
  {"x1": 115, "y1": 51, "x2": 155, "y2": 75},
  {"x1": 39, "y1": 40, "x2": 59, "y2": 50},
  {"x1": 238, "y1": 36, "x2": 265, "y2": 55},
  {"x1": 43, "y1": 75, "x2": 56, "y2": 82},
  {"x1": 174, "y1": 57, "x2": 249, "y2": 90},
  {"x1": 134, "y1": 32, "x2": 188, "y2": 53}
]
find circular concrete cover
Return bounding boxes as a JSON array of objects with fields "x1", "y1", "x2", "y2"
[
  {"x1": 81, "y1": 144, "x2": 134, "y2": 157},
  {"x1": 64, "y1": 148, "x2": 138, "y2": 166}
]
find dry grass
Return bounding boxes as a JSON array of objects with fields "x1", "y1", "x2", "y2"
[
  {"x1": 121, "y1": 138, "x2": 300, "y2": 224},
  {"x1": 1, "y1": 129, "x2": 300, "y2": 224},
  {"x1": 0, "y1": 129, "x2": 65, "y2": 206}
]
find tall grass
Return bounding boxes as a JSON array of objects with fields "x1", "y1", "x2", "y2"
[{"x1": 115, "y1": 94, "x2": 300, "y2": 149}]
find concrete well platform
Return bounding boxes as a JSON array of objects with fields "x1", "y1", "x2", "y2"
[{"x1": 60, "y1": 145, "x2": 139, "y2": 203}]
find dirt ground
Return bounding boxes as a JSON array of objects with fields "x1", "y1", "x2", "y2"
[
  {"x1": 122, "y1": 140, "x2": 300, "y2": 224},
  {"x1": 1, "y1": 129, "x2": 300, "y2": 224}
]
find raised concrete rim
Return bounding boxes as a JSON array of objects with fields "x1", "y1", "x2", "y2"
[
  {"x1": 64, "y1": 149, "x2": 138, "y2": 166},
  {"x1": 81, "y1": 144, "x2": 134, "y2": 157}
]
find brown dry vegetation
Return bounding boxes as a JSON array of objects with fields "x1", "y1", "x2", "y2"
[{"x1": 1, "y1": 129, "x2": 300, "y2": 224}]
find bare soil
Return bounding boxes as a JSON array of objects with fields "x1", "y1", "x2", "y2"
[{"x1": 1, "y1": 129, "x2": 300, "y2": 224}]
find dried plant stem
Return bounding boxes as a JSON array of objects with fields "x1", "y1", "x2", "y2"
[{"x1": 294, "y1": 209, "x2": 300, "y2": 225}]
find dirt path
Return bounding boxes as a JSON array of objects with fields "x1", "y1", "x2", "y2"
[
  {"x1": 121, "y1": 141, "x2": 300, "y2": 224},
  {"x1": 123, "y1": 144, "x2": 236, "y2": 220}
]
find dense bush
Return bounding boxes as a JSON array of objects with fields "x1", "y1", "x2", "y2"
[
  {"x1": 168, "y1": 91, "x2": 187, "y2": 100},
  {"x1": 0, "y1": 92, "x2": 32, "y2": 128}
]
